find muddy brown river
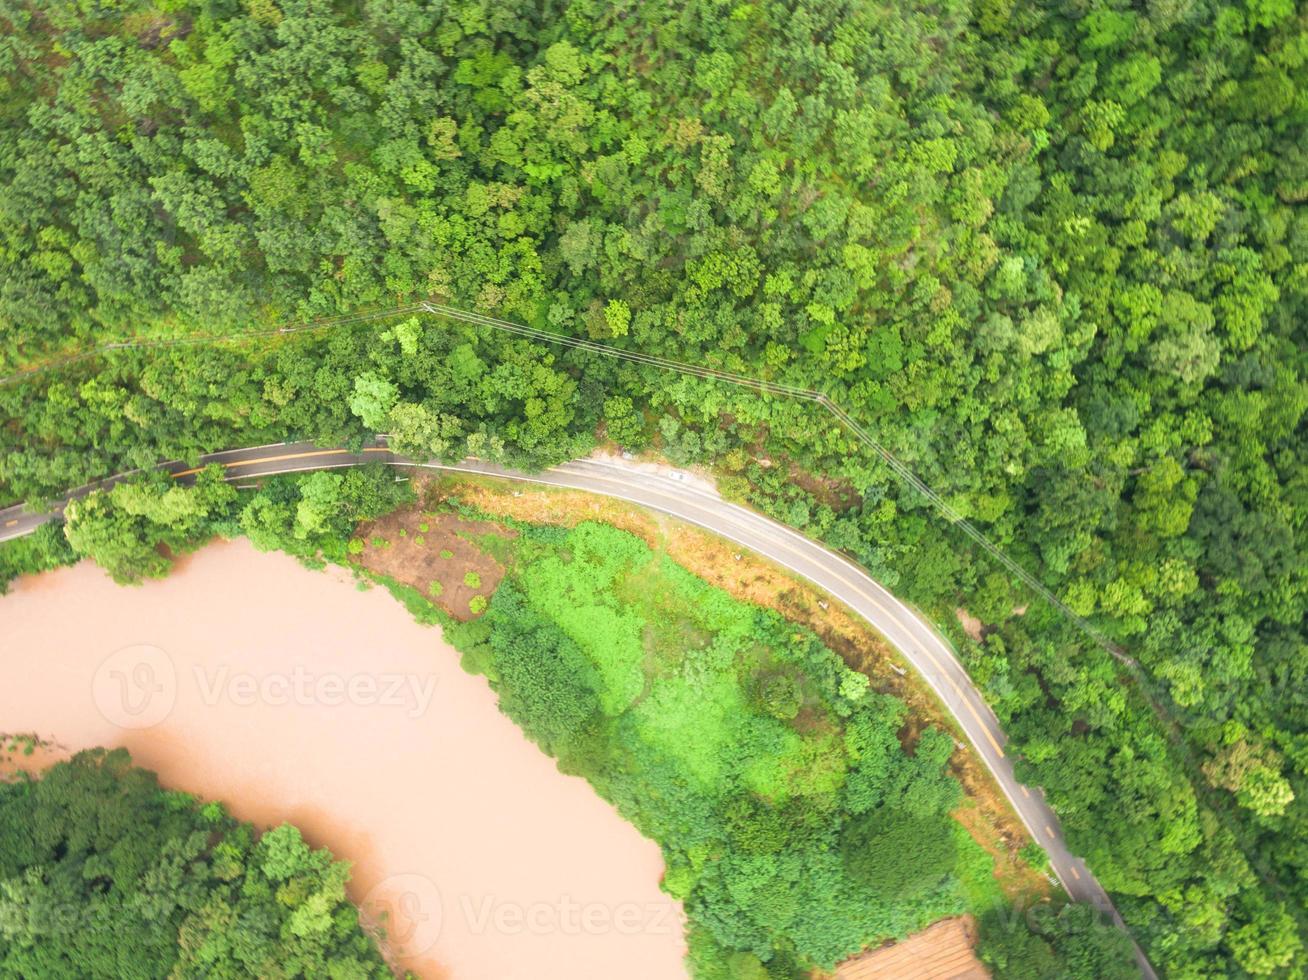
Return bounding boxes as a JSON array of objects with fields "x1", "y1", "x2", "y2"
[{"x1": 0, "y1": 539, "x2": 686, "y2": 979}]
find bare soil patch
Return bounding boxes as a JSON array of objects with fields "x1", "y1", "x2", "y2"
[
  {"x1": 453, "y1": 476, "x2": 663, "y2": 542},
  {"x1": 785, "y1": 461, "x2": 863, "y2": 512},
  {"x1": 952, "y1": 798, "x2": 1052, "y2": 901},
  {"x1": 832, "y1": 915, "x2": 988, "y2": 980},
  {"x1": 956, "y1": 607, "x2": 985, "y2": 642},
  {"x1": 352, "y1": 508, "x2": 514, "y2": 621}
]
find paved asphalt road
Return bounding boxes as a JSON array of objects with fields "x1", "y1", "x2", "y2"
[{"x1": 0, "y1": 440, "x2": 1154, "y2": 977}]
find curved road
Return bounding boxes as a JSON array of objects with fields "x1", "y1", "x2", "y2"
[{"x1": 0, "y1": 440, "x2": 1153, "y2": 977}]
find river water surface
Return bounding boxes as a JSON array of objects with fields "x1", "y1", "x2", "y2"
[{"x1": 0, "y1": 539, "x2": 686, "y2": 979}]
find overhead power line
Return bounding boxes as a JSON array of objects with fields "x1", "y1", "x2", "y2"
[
  {"x1": 0, "y1": 303, "x2": 431, "y2": 387},
  {"x1": 2, "y1": 296, "x2": 1129, "y2": 663},
  {"x1": 419, "y1": 302, "x2": 1134, "y2": 666}
]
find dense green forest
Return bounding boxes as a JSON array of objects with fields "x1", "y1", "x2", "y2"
[
  {"x1": 0, "y1": 748, "x2": 390, "y2": 978},
  {"x1": 0, "y1": 0, "x2": 1303, "y2": 976}
]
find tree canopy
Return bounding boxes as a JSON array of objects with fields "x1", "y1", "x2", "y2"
[
  {"x1": 0, "y1": 748, "x2": 389, "y2": 978},
  {"x1": 0, "y1": 0, "x2": 1304, "y2": 974}
]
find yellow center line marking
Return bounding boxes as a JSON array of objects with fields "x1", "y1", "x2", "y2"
[
  {"x1": 1045, "y1": 825, "x2": 1055, "y2": 840},
  {"x1": 1022, "y1": 786, "x2": 1031, "y2": 798},
  {"x1": 1071, "y1": 866, "x2": 1081, "y2": 880},
  {"x1": 932, "y1": 660, "x2": 1004, "y2": 755},
  {"x1": 4, "y1": 519, "x2": 17, "y2": 527},
  {"x1": 172, "y1": 446, "x2": 391, "y2": 479}
]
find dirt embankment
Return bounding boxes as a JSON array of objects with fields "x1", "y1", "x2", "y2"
[
  {"x1": 351, "y1": 510, "x2": 513, "y2": 621},
  {"x1": 833, "y1": 915, "x2": 988, "y2": 980}
]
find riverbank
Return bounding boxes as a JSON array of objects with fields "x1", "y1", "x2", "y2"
[{"x1": 0, "y1": 539, "x2": 686, "y2": 979}]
